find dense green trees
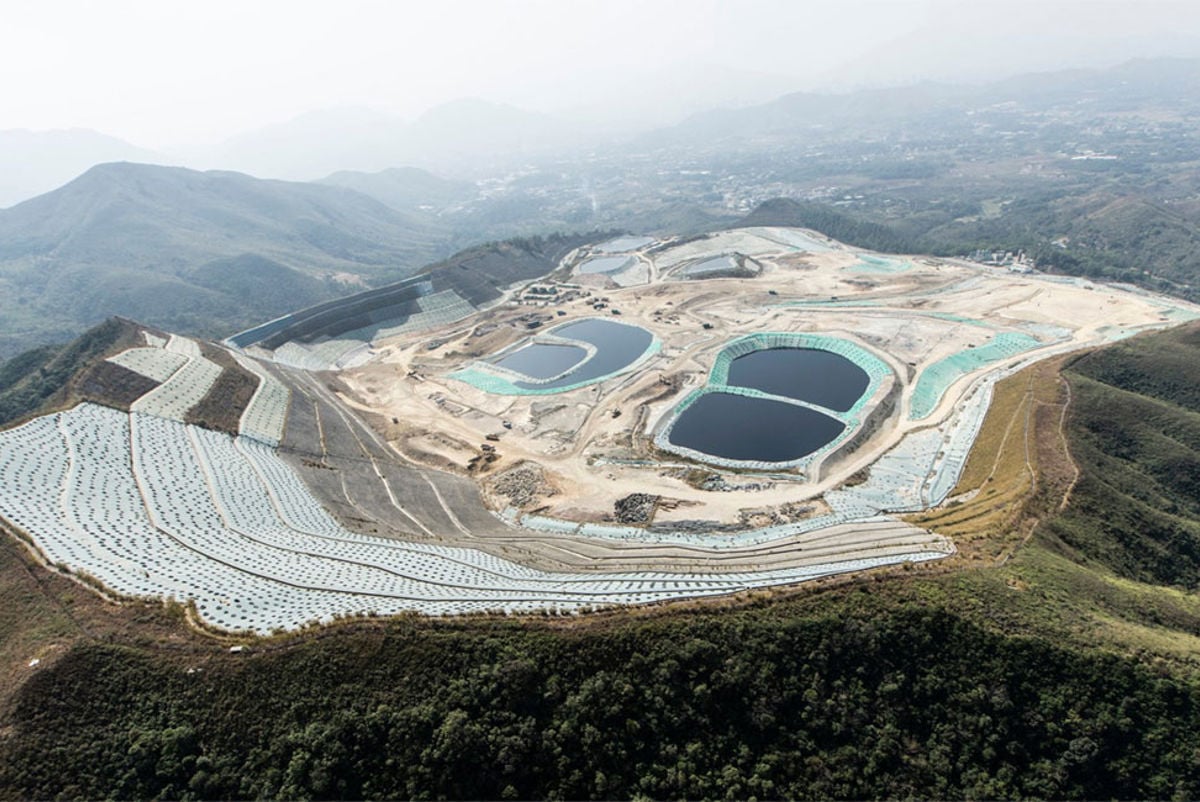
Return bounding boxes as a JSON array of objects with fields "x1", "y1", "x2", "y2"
[{"x1": 3, "y1": 606, "x2": 1199, "y2": 800}]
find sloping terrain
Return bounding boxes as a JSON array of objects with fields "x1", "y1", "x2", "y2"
[
  {"x1": 0, "y1": 163, "x2": 453, "y2": 357},
  {"x1": 0, "y1": 317, "x2": 150, "y2": 427},
  {"x1": 0, "y1": 128, "x2": 162, "y2": 209},
  {"x1": 0, "y1": 317, "x2": 950, "y2": 634},
  {"x1": 735, "y1": 198, "x2": 920, "y2": 253},
  {"x1": 1040, "y1": 326, "x2": 1200, "y2": 587},
  {"x1": 317, "y1": 166, "x2": 476, "y2": 213},
  {"x1": 230, "y1": 233, "x2": 600, "y2": 365},
  {"x1": 3, "y1": 219, "x2": 1200, "y2": 797},
  {"x1": 2, "y1": 326, "x2": 1200, "y2": 798}
]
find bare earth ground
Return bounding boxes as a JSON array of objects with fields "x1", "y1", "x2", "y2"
[{"x1": 335, "y1": 228, "x2": 1193, "y2": 533}]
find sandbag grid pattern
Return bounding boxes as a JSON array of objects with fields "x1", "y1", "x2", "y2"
[
  {"x1": 107, "y1": 347, "x2": 189, "y2": 383},
  {"x1": 129, "y1": 353, "x2": 222, "y2": 421},
  {"x1": 231, "y1": 353, "x2": 289, "y2": 445},
  {"x1": 165, "y1": 333, "x2": 203, "y2": 359},
  {"x1": 908, "y1": 332, "x2": 1041, "y2": 419},
  {"x1": 267, "y1": 291, "x2": 479, "y2": 372},
  {"x1": 0, "y1": 403, "x2": 949, "y2": 633},
  {"x1": 345, "y1": 289, "x2": 478, "y2": 342},
  {"x1": 141, "y1": 331, "x2": 168, "y2": 349},
  {"x1": 272, "y1": 339, "x2": 368, "y2": 372}
]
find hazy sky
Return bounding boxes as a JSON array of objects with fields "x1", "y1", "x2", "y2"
[{"x1": 4, "y1": 0, "x2": 1200, "y2": 148}]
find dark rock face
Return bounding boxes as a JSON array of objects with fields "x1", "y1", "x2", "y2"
[{"x1": 614, "y1": 493, "x2": 659, "y2": 524}]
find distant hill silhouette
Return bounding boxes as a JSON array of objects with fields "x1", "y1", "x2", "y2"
[
  {"x1": 0, "y1": 128, "x2": 162, "y2": 209},
  {"x1": 639, "y1": 58, "x2": 1200, "y2": 149},
  {"x1": 0, "y1": 162, "x2": 453, "y2": 358},
  {"x1": 318, "y1": 166, "x2": 476, "y2": 213},
  {"x1": 188, "y1": 99, "x2": 581, "y2": 179}
]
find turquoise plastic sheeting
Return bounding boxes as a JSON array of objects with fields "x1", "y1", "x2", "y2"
[
  {"x1": 847, "y1": 255, "x2": 913, "y2": 274},
  {"x1": 908, "y1": 332, "x2": 1040, "y2": 420},
  {"x1": 923, "y1": 312, "x2": 992, "y2": 328}
]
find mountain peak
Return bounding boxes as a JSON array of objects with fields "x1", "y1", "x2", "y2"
[{"x1": 0, "y1": 162, "x2": 453, "y2": 357}]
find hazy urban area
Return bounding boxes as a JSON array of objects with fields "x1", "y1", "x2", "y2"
[{"x1": 3, "y1": 1, "x2": 1200, "y2": 799}]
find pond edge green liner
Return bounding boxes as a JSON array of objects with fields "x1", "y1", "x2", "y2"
[{"x1": 656, "y1": 332, "x2": 893, "y2": 472}]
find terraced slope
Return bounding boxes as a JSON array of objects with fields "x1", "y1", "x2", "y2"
[
  {"x1": 0, "y1": 320, "x2": 954, "y2": 632},
  {"x1": 8, "y1": 320, "x2": 1200, "y2": 801},
  {"x1": 0, "y1": 317, "x2": 153, "y2": 427},
  {"x1": 0, "y1": 402, "x2": 949, "y2": 633},
  {"x1": 230, "y1": 233, "x2": 598, "y2": 368}
]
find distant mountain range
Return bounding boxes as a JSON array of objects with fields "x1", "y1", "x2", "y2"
[
  {"x1": 639, "y1": 58, "x2": 1200, "y2": 149},
  {"x1": 181, "y1": 99, "x2": 582, "y2": 181},
  {"x1": 5, "y1": 57, "x2": 1200, "y2": 358},
  {"x1": 0, "y1": 99, "x2": 581, "y2": 207},
  {"x1": 0, "y1": 162, "x2": 455, "y2": 358},
  {"x1": 317, "y1": 167, "x2": 477, "y2": 213},
  {"x1": 7, "y1": 57, "x2": 1199, "y2": 207}
]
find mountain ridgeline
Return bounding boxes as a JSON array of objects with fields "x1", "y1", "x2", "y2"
[
  {"x1": 0, "y1": 162, "x2": 455, "y2": 359},
  {"x1": 0, "y1": 317, "x2": 150, "y2": 428}
]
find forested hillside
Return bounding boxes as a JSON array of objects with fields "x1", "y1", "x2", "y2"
[{"x1": 0, "y1": 163, "x2": 453, "y2": 358}]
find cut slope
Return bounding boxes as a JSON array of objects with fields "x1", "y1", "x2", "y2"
[{"x1": 231, "y1": 233, "x2": 597, "y2": 353}]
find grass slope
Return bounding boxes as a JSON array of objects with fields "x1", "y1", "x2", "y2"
[{"x1": 1039, "y1": 328, "x2": 1200, "y2": 588}]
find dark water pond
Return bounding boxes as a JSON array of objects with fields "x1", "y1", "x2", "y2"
[
  {"x1": 515, "y1": 319, "x2": 653, "y2": 390},
  {"x1": 667, "y1": 392, "x2": 845, "y2": 462},
  {"x1": 726, "y1": 348, "x2": 870, "y2": 412},
  {"x1": 493, "y1": 343, "x2": 587, "y2": 380}
]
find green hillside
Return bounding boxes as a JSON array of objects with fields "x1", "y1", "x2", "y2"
[
  {"x1": 0, "y1": 163, "x2": 454, "y2": 358},
  {"x1": 1041, "y1": 327, "x2": 1200, "y2": 587},
  {"x1": 0, "y1": 317, "x2": 146, "y2": 428},
  {"x1": 3, "y1": 324, "x2": 1200, "y2": 798}
]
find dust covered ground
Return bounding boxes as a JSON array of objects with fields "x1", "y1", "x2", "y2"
[{"x1": 336, "y1": 227, "x2": 1195, "y2": 531}]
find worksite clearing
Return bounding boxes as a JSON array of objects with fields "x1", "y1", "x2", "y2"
[
  {"x1": 2, "y1": 225, "x2": 1196, "y2": 633},
  {"x1": 344, "y1": 226, "x2": 1196, "y2": 533}
]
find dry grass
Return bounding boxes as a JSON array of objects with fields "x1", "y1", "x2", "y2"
[
  {"x1": 910, "y1": 356, "x2": 1076, "y2": 563},
  {"x1": 0, "y1": 522, "x2": 217, "y2": 718}
]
